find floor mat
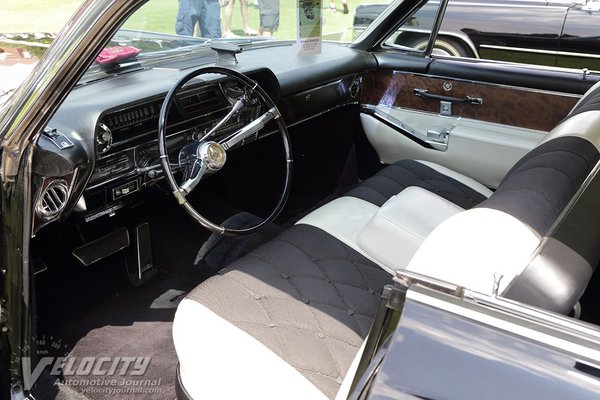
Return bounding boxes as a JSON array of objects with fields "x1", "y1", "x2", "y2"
[
  {"x1": 64, "y1": 321, "x2": 175, "y2": 400},
  {"x1": 34, "y1": 272, "x2": 195, "y2": 400}
]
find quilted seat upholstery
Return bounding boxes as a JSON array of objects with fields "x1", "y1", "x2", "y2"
[
  {"x1": 185, "y1": 224, "x2": 390, "y2": 399},
  {"x1": 345, "y1": 159, "x2": 488, "y2": 208}
]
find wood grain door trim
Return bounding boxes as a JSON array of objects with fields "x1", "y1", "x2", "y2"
[{"x1": 361, "y1": 70, "x2": 580, "y2": 132}]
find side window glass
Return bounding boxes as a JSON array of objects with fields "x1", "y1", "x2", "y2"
[
  {"x1": 395, "y1": 0, "x2": 599, "y2": 71},
  {"x1": 382, "y1": 0, "x2": 442, "y2": 53}
]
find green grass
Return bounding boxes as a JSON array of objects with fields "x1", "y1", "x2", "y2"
[
  {"x1": 2, "y1": 0, "x2": 389, "y2": 41},
  {"x1": 124, "y1": 0, "x2": 387, "y2": 42},
  {"x1": 0, "y1": 0, "x2": 84, "y2": 33}
]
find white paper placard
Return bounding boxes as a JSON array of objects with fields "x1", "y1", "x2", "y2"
[{"x1": 297, "y1": 0, "x2": 322, "y2": 55}]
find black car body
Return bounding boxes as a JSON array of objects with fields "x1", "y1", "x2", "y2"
[{"x1": 355, "y1": 0, "x2": 600, "y2": 69}]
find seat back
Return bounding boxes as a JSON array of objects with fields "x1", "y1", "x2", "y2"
[
  {"x1": 501, "y1": 82, "x2": 600, "y2": 313},
  {"x1": 407, "y1": 82, "x2": 600, "y2": 313}
]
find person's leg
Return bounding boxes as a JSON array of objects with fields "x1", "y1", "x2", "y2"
[
  {"x1": 240, "y1": 0, "x2": 258, "y2": 34},
  {"x1": 260, "y1": 11, "x2": 278, "y2": 36},
  {"x1": 199, "y1": 0, "x2": 222, "y2": 38},
  {"x1": 329, "y1": 0, "x2": 336, "y2": 13},
  {"x1": 223, "y1": 0, "x2": 235, "y2": 36},
  {"x1": 176, "y1": 0, "x2": 195, "y2": 36},
  {"x1": 270, "y1": 12, "x2": 279, "y2": 34},
  {"x1": 342, "y1": 0, "x2": 349, "y2": 14}
]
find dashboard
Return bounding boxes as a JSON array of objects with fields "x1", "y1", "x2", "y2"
[{"x1": 30, "y1": 43, "x2": 372, "y2": 235}]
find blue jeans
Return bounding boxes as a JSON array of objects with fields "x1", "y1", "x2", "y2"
[{"x1": 176, "y1": 0, "x2": 222, "y2": 39}]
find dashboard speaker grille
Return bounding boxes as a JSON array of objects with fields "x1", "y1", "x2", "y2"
[{"x1": 37, "y1": 180, "x2": 69, "y2": 220}]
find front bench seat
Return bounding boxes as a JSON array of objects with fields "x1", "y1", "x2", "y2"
[
  {"x1": 173, "y1": 161, "x2": 492, "y2": 400},
  {"x1": 174, "y1": 81, "x2": 600, "y2": 399},
  {"x1": 174, "y1": 224, "x2": 390, "y2": 400}
]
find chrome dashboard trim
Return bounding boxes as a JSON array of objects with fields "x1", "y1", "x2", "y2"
[{"x1": 96, "y1": 99, "x2": 231, "y2": 152}]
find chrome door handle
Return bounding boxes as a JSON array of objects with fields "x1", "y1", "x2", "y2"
[
  {"x1": 427, "y1": 126, "x2": 450, "y2": 151},
  {"x1": 413, "y1": 88, "x2": 483, "y2": 105}
]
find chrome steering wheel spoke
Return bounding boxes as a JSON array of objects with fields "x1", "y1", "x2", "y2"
[
  {"x1": 157, "y1": 66, "x2": 292, "y2": 236},
  {"x1": 220, "y1": 106, "x2": 280, "y2": 150},
  {"x1": 198, "y1": 97, "x2": 245, "y2": 142}
]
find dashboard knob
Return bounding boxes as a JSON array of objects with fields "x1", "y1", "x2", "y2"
[
  {"x1": 147, "y1": 170, "x2": 157, "y2": 179},
  {"x1": 97, "y1": 123, "x2": 113, "y2": 153}
]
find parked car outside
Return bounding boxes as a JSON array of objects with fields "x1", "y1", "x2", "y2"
[{"x1": 354, "y1": 0, "x2": 600, "y2": 70}]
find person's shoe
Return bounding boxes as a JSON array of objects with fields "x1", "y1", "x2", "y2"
[
  {"x1": 329, "y1": 2, "x2": 336, "y2": 13},
  {"x1": 223, "y1": 31, "x2": 240, "y2": 38},
  {"x1": 342, "y1": 3, "x2": 349, "y2": 14},
  {"x1": 243, "y1": 27, "x2": 259, "y2": 36}
]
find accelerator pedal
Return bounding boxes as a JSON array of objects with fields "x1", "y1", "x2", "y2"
[{"x1": 126, "y1": 223, "x2": 157, "y2": 286}]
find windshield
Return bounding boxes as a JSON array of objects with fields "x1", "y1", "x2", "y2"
[
  {"x1": 1, "y1": 0, "x2": 392, "y2": 98},
  {"x1": 121, "y1": 0, "x2": 392, "y2": 44},
  {"x1": 80, "y1": 0, "x2": 393, "y2": 82}
]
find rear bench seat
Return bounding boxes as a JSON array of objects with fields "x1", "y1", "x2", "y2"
[{"x1": 173, "y1": 82, "x2": 600, "y2": 399}]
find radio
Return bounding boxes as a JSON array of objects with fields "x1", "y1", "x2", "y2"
[{"x1": 91, "y1": 150, "x2": 135, "y2": 183}]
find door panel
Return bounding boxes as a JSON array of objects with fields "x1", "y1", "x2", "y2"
[
  {"x1": 360, "y1": 108, "x2": 544, "y2": 188},
  {"x1": 359, "y1": 64, "x2": 588, "y2": 188},
  {"x1": 362, "y1": 70, "x2": 579, "y2": 131}
]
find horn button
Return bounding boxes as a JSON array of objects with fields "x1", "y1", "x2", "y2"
[{"x1": 200, "y1": 142, "x2": 227, "y2": 171}]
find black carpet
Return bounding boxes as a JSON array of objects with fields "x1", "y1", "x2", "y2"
[
  {"x1": 34, "y1": 271, "x2": 194, "y2": 400},
  {"x1": 33, "y1": 208, "x2": 285, "y2": 400}
]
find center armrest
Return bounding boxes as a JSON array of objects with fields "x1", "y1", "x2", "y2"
[{"x1": 357, "y1": 186, "x2": 464, "y2": 271}]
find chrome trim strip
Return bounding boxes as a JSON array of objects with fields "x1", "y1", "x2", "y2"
[
  {"x1": 362, "y1": 104, "x2": 447, "y2": 151},
  {"x1": 480, "y1": 44, "x2": 600, "y2": 60},
  {"x1": 363, "y1": 104, "x2": 548, "y2": 136},
  {"x1": 401, "y1": 70, "x2": 582, "y2": 98},
  {"x1": 448, "y1": 1, "x2": 568, "y2": 10}
]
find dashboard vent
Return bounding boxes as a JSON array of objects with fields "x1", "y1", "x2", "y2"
[
  {"x1": 37, "y1": 180, "x2": 69, "y2": 220},
  {"x1": 97, "y1": 123, "x2": 113, "y2": 154}
]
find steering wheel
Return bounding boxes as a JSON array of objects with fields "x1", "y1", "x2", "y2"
[{"x1": 157, "y1": 66, "x2": 292, "y2": 236}]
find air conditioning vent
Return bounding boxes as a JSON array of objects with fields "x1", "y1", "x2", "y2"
[{"x1": 37, "y1": 180, "x2": 69, "y2": 220}]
